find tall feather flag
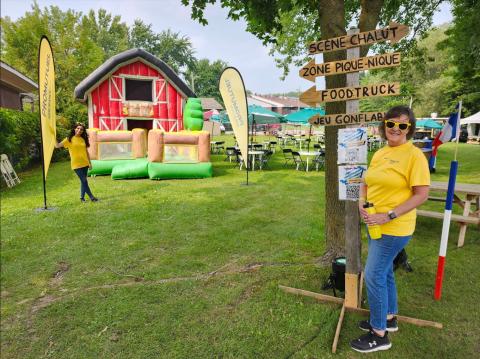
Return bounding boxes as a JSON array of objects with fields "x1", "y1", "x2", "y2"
[
  {"x1": 38, "y1": 36, "x2": 56, "y2": 209},
  {"x1": 219, "y1": 67, "x2": 249, "y2": 184},
  {"x1": 432, "y1": 104, "x2": 460, "y2": 156}
]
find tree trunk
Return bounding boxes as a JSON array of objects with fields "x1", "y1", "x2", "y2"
[{"x1": 318, "y1": 0, "x2": 348, "y2": 261}]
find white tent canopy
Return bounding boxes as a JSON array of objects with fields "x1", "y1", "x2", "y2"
[{"x1": 460, "y1": 111, "x2": 480, "y2": 137}]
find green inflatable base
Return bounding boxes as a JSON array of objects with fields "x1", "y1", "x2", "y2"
[
  {"x1": 111, "y1": 158, "x2": 149, "y2": 179},
  {"x1": 148, "y1": 162, "x2": 213, "y2": 180},
  {"x1": 88, "y1": 159, "x2": 142, "y2": 176}
]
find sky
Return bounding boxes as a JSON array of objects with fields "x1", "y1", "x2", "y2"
[{"x1": 1, "y1": 0, "x2": 453, "y2": 94}]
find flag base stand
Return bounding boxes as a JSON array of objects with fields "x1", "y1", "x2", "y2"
[
  {"x1": 35, "y1": 206, "x2": 58, "y2": 213},
  {"x1": 279, "y1": 272, "x2": 442, "y2": 354}
]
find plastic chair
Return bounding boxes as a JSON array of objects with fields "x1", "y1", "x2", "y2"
[{"x1": 282, "y1": 148, "x2": 295, "y2": 168}]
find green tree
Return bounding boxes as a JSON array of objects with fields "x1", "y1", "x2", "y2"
[
  {"x1": 185, "y1": 58, "x2": 228, "y2": 102},
  {"x1": 438, "y1": 0, "x2": 480, "y2": 116},
  {"x1": 183, "y1": 0, "x2": 444, "y2": 259},
  {"x1": 129, "y1": 20, "x2": 196, "y2": 73},
  {"x1": 360, "y1": 25, "x2": 456, "y2": 117}
]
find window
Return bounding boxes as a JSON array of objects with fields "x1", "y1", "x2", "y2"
[{"x1": 125, "y1": 79, "x2": 153, "y2": 101}]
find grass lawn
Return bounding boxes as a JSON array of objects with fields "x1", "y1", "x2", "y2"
[{"x1": 1, "y1": 138, "x2": 479, "y2": 358}]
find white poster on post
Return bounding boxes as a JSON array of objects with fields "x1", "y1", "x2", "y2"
[
  {"x1": 338, "y1": 165, "x2": 367, "y2": 201},
  {"x1": 337, "y1": 128, "x2": 367, "y2": 164}
]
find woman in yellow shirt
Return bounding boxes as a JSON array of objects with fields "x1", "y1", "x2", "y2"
[
  {"x1": 55, "y1": 123, "x2": 98, "y2": 202},
  {"x1": 350, "y1": 106, "x2": 430, "y2": 353}
]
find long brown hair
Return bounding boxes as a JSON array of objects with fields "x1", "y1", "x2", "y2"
[{"x1": 68, "y1": 123, "x2": 90, "y2": 147}]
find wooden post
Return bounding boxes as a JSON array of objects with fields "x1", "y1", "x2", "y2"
[{"x1": 344, "y1": 28, "x2": 362, "y2": 308}]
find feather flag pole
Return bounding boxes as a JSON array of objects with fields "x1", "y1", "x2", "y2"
[{"x1": 433, "y1": 101, "x2": 462, "y2": 300}]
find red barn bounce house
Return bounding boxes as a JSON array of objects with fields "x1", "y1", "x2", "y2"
[
  {"x1": 74, "y1": 48, "x2": 196, "y2": 132},
  {"x1": 73, "y1": 49, "x2": 212, "y2": 180}
]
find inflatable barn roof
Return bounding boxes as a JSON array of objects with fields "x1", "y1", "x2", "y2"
[{"x1": 74, "y1": 48, "x2": 195, "y2": 102}]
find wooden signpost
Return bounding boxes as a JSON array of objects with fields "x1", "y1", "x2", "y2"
[
  {"x1": 281, "y1": 22, "x2": 442, "y2": 354},
  {"x1": 300, "y1": 82, "x2": 400, "y2": 105},
  {"x1": 308, "y1": 22, "x2": 409, "y2": 54},
  {"x1": 300, "y1": 52, "x2": 401, "y2": 81}
]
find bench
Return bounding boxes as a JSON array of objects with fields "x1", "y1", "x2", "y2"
[
  {"x1": 417, "y1": 209, "x2": 480, "y2": 247},
  {"x1": 417, "y1": 209, "x2": 480, "y2": 225}
]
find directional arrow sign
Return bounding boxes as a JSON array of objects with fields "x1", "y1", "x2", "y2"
[
  {"x1": 299, "y1": 52, "x2": 401, "y2": 82},
  {"x1": 308, "y1": 22, "x2": 409, "y2": 55},
  {"x1": 309, "y1": 112, "x2": 386, "y2": 127},
  {"x1": 300, "y1": 82, "x2": 401, "y2": 105}
]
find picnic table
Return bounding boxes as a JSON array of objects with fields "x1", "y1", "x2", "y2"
[
  {"x1": 248, "y1": 150, "x2": 265, "y2": 171},
  {"x1": 417, "y1": 181, "x2": 480, "y2": 247},
  {"x1": 298, "y1": 151, "x2": 322, "y2": 172}
]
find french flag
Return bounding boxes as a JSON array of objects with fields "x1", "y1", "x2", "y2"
[{"x1": 432, "y1": 105, "x2": 460, "y2": 156}]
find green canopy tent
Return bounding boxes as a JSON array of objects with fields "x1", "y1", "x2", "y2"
[
  {"x1": 416, "y1": 119, "x2": 443, "y2": 129},
  {"x1": 416, "y1": 118, "x2": 443, "y2": 139},
  {"x1": 285, "y1": 107, "x2": 325, "y2": 150},
  {"x1": 285, "y1": 107, "x2": 325, "y2": 124}
]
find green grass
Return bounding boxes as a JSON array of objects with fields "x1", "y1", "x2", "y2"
[{"x1": 1, "y1": 138, "x2": 479, "y2": 358}]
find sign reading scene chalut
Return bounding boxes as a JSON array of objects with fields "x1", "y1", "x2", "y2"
[{"x1": 308, "y1": 22, "x2": 409, "y2": 54}]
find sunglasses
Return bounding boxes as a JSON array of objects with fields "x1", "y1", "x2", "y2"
[{"x1": 384, "y1": 120, "x2": 411, "y2": 131}]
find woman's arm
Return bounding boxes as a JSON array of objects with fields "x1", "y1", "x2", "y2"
[
  {"x1": 364, "y1": 185, "x2": 430, "y2": 225},
  {"x1": 55, "y1": 141, "x2": 64, "y2": 149},
  {"x1": 86, "y1": 148, "x2": 92, "y2": 169}
]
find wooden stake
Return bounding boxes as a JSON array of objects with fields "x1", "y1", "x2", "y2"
[
  {"x1": 278, "y1": 285, "x2": 344, "y2": 304},
  {"x1": 332, "y1": 303, "x2": 346, "y2": 353}
]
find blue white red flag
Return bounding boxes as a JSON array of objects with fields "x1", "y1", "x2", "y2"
[{"x1": 432, "y1": 104, "x2": 461, "y2": 156}]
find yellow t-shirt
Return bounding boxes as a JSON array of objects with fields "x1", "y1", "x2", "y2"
[
  {"x1": 62, "y1": 136, "x2": 90, "y2": 170},
  {"x1": 365, "y1": 142, "x2": 430, "y2": 236}
]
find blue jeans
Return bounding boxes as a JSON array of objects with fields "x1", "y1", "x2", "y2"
[
  {"x1": 365, "y1": 233, "x2": 411, "y2": 331},
  {"x1": 73, "y1": 166, "x2": 94, "y2": 200}
]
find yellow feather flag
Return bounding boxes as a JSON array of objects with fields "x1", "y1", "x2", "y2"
[
  {"x1": 219, "y1": 68, "x2": 248, "y2": 169},
  {"x1": 38, "y1": 36, "x2": 56, "y2": 180}
]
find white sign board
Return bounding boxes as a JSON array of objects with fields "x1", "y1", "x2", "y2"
[
  {"x1": 337, "y1": 128, "x2": 367, "y2": 164},
  {"x1": 338, "y1": 165, "x2": 367, "y2": 201}
]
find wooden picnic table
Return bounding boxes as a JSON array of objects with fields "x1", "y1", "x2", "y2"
[{"x1": 417, "y1": 181, "x2": 480, "y2": 247}]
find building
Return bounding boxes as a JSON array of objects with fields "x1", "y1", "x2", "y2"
[
  {"x1": 0, "y1": 61, "x2": 37, "y2": 111},
  {"x1": 74, "y1": 48, "x2": 196, "y2": 132},
  {"x1": 247, "y1": 94, "x2": 308, "y2": 115},
  {"x1": 199, "y1": 97, "x2": 223, "y2": 111}
]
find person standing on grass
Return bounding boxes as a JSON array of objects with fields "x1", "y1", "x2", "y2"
[
  {"x1": 55, "y1": 122, "x2": 98, "y2": 203},
  {"x1": 350, "y1": 106, "x2": 430, "y2": 353}
]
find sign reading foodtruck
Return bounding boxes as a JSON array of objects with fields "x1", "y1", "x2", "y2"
[{"x1": 300, "y1": 82, "x2": 400, "y2": 105}]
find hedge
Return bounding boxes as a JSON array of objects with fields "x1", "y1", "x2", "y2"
[{"x1": 0, "y1": 108, "x2": 69, "y2": 170}]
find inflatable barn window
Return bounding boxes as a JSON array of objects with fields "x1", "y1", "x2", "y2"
[{"x1": 74, "y1": 48, "x2": 196, "y2": 132}]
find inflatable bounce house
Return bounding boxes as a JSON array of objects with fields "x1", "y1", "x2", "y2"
[{"x1": 74, "y1": 49, "x2": 212, "y2": 180}]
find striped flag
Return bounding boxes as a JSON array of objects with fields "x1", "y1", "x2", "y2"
[{"x1": 432, "y1": 104, "x2": 460, "y2": 156}]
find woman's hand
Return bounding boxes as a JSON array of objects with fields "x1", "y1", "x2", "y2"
[
  {"x1": 88, "y1": 163, "x2": 92, "y2": 170},
  {"x1": 359, "y1": 201, "x2": 368, "y2": 221},
  {"x1": 364, "y1": 213, "x2": 390, "y2": 226}
]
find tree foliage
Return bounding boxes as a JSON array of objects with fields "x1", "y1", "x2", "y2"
[
  {"x1": 1, "y1": 2, "x2": 225, "y2": 126},
  {"x1": 185, "y1": 58, "x2": 228, "y2": 102},
  {"x1": 438, "y1": 0, "x2": 480, "y2": 116},
  {"x1": 182, "y1": 0, "x2": 445, "y2": 258}
]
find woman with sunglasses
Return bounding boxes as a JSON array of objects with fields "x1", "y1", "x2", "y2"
[
  {"x1": 55, "y1": 123, "x2": 98, "y2": 203},
  {"x1": 351, "y1": 106, "x2": 430, "y2": 353}
]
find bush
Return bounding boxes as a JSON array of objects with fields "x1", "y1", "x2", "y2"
[{"x1": 0, "y1": 108, "x2": 69, "y2": 170}]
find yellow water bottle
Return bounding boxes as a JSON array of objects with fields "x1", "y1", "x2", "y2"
[{"x1": 364, "y1": 202, "x2": 382, "y2": 240}]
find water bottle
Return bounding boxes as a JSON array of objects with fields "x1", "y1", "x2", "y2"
[{"x1": 363, "y1": 202, "x2": 382, "y2": 240}]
